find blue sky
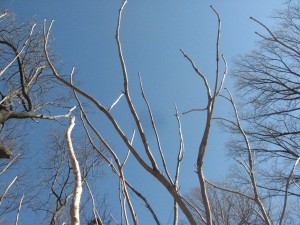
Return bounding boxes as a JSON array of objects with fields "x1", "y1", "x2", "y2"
[{"x1": 0, "y1": 0, "x2": 285, "y2": 224}]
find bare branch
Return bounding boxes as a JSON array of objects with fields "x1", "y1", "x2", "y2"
[
  {"x1": 180, "y1": 49, "x2": 212, "y2": 100},
  {"x1": 14, "y1": 194, "x2": 24, "y2": 225},
  {"x1": 182, "y1": 196, "x2": 207, "y2": 224},
  {"x1": 216, "y1": 54, "x2": 228, "y2": 96},
  {"x1": 125, "y1": 181, "x2": 161, "y2": 225},
  {"x1": 250, "y1": 16, "x2": 300, "y2": 56},
  {"x1": 138, "y1": 73, "x2": 173, "y2": 183},
  {"x1": 173, "y1": 104, "x2": 184, "y2": 225},
  {"x1": 121, "y1": 129, "x2": 135, "y2": 167},
  {"x1": 108, "y1": 93, "x2": 124, "y2": 112},
  {"x1": 0, "y1": 23, "x2": 37, "y2": 77},
  {"x1": 205, "y1": 179, "x2": 254, "y2": 200},
  {"x1": 225, "y1": 89, "x2": 271, "y2": 225},
  {"x1": 85, "y1": 179, "x2": 104, "y2": 225},
  {"x1": 0, "y1": 12, "x2": 8, "y2": 20},
  {"x1": 210, "y1": 5, "x2": 222, "y2": 97},
  {"x1": 0, "y1": 176, "x2": 18, "y2": 205},
  {"x1": 3, "y1": 106, "x2": 76, "y2": 123},
  {"x1": 115, "y1": 1, "x2": 158, "y2": 171},
  {"x1": 279, "y1": 157, "x2": 300, "y2": 225},
  {"x1": 182, "y1": 107, "x2": 207, "y2": 115},
  {"x1": 44, "y1": 3, "x2": 198, "y2": 224},
  {"x1": 0, "y1": 154, "x2": 20, "y2": 175}
]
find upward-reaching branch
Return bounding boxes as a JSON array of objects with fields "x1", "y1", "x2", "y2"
[
  {"x1": 224, "y1": 89, "x2": 271, "y2": 225},
  {"x1": 115, "y1": 0, "x2": 158, "y2": 171},
  {"x1": 66, "y1": 117, "x2": 82, "y2": 225},
  {"x1": 250, "y1": 16, "x2": 300, "y2": 57}
]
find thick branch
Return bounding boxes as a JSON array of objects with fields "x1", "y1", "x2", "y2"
[{"x1": 66, "y1": 117, "x2": 82, "y2": 225}]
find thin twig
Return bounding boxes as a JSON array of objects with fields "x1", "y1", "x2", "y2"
[
  {"x1": 182, "y1": 196, "x2": 206, "y2": 224},
  {"x1": 180, "y1": 49, "x2": 212, "y2": 100},
  {"x1": 121, "y1": 129, "x2": 135, "y2": 167},
  {"x1": 250, "y1": 16, "x2": 300, "y2": 56},
  {"x1": 85, "y1": 179, "x2": 103, "y2": 225},
  {"x1": 279, "y1": 157, "x2": 300, "y2": 225},
  {"x1": 14, "y1": 194, "x2": 24, "y2": 225},
  {"x1": 125, "y1": 181, "x2": 161, "y2": 225},
  {"x1": 0, "y1": 12, "x2": 8, "y2": 20},
  {"x1": 0, "y1": 154, "x2": 20, "y2": 175},
  {"x1": 138, "y1": 73, "x2": 173, "y2": 183},
  {"x1": 210, "y1": 5, "x2": 222, "y2": 98},
  {"x1": 108, "y1": 93, "x2": 124, "y2": 112},
  {"x1": 225, "y1": 89, "x2": 271, "y2": 225},
  {"x1": 182, "y1": 107, "x2": 207, "y2": 115},
  {"x1": 44, "y1": 4, "x2": 196, "y2": 224},
  {"x1": 0, "y1": 23, "x2": 37, "y2": 77},
  {"x1": 216, "y1": 54, "x2": 227, "y2": 96},
  {"x1": 173, "y1": 104, "x2": 184, "y2": 225},
  {"x1": 116, "y1": 0, "x2": 158, "y2": 171},
  {"x1": 0, "y1": 176, "x2": 18, "y2": 205},
  {"x1": 205, "y1": 179, "x2": 254, "y2": 200}
]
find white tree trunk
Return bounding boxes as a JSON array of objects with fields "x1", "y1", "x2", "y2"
[{"x1": 66, "y1": 116, "x2": 82, "y2": 225}]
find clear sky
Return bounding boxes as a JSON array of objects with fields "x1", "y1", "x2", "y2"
[{"x1": 0, "y1": 0, "x2": 286, "y2": 224}]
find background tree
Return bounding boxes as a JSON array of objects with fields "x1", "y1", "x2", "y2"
[
  {"x1": 29, "y1": 128, "x2": 107, "y2": 225},
  {"x1": 0, "y1": 11, "x2": 75, "y2": 158},
  {"x1": 231, "y1": 0, "x2": 300, "y2": 215},
  {"x1": 185, "y1": 184, "x2": 265, "y2": 225},
  {"x1": 0, "y1": 11, "x2": 78, "y2": 222}
]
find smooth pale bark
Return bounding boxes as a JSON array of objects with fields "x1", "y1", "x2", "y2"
[{"x1": 66, "y1": 117, "x2": 82, "y2": 225}]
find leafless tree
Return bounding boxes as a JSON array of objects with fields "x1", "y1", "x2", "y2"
[
  {"x1": 231, "y1": 0, "x2": 300, "y2": 220},
  {"x1": 0, "y1": 10, "x2": 75, "y2": 222},
  {"x1": 0, "y1": 11, "x2": 75, "y2": 158},
  {"x1": 2, "y1": 0, "x2": 297, "y2": 224},
  {"x1": 25, "y1": 125, "x2": 107, "y2": 225},
  {"x1": 42, "y1": 1, "x2": 232, "y2": 224},
  {"x1": 185, "y1": 184, "x2": 265, "y2": 225}
]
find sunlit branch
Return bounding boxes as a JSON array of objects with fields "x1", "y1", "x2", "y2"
[
  {"x1": 4, "y1": 106, "x2": 76, "y2": 122},
  {"x1": 85, "y1": 179, "x2": 104, "y2": 225},
  {"x1": 66, "y1": 117, "x2": 82, "y2": 225},
  {"x1": 44, "y1": 3, "x2": 198, "y2": 224},
  {"x1": 190, "y1": 6, "x2": 225, "y2": 224},
  {"x1": 279, "y1": 157, "x2": 300, "y2": 225},
  {"x1": 0, "y1": 176, "x2": 18, "y2": 205},
  {"x1": 71, "y1": 78, "x2": 138, "y2": 225},
  {"x1": 116, "y1": 1, "x2": 158, "y2": 171},
  {"x1": 224, "y1": 89, "x2": 271, "y2": 225},
  {"x1": 121, "y1": 129, "x2": 135, "y2": 167},
  {"x1": 173, "y1": 104, "x2": 184, "y2": 225},
  {"x1": 44, "y1": 22, "x2": 155, "y2": 179},
  {"x1": 108, "y1": 93, "x2": 124, "y2": 112},
  {"x1": 210, "y1": 5, "x2": 222, "y2": 97},
  {"x1": 0, "y1": 23, "x2": 36, "y2": 77},
  {"x1": 216, "y1": 54, "x2": 228, "y2": 96},
  {"x1": 180, "y1": 49, "x2": 212, "y2": 100},
  {"x1": 0, "y1": 12, "x2": 8, "y2": 20},
  {"x1": 0, "y1": 154, "x2": 19, "y2": 175},
  {"x1": 138, "y1": 73, "x2": 173, "y2": 183},
  {"x1": 118, "y1": 182, "x2": 126, "y2": 225},
  {"x1": 14, "y1": 194, "x2": 24, "y2": 225}
]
